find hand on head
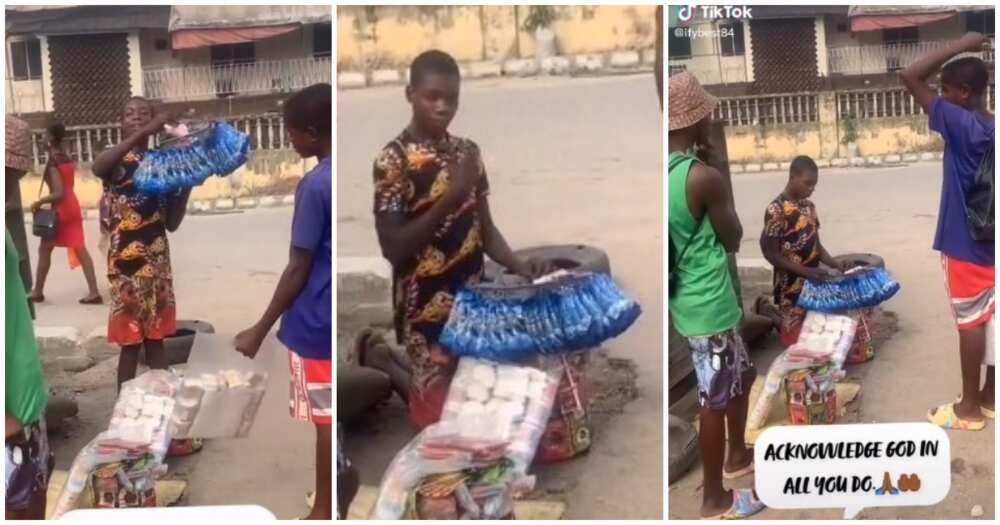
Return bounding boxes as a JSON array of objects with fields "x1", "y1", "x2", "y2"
[{"x1": 958, "y1": 32, "x2": 990, "y2": 53}]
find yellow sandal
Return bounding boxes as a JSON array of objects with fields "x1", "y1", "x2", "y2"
[{"x1": 928, "y1": 402, "x2": 986, "y2": 431}]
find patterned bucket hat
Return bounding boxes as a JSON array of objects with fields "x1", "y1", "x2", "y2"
[
  {"x1": 6, "y1": 115, "x2": 33, "y2": 172},
  {"x1": 668, "y1": 72, "x2": 718, "y2": 131}
]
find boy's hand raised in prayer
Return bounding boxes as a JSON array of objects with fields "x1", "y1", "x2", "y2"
[{"x1": 444, "y1": 144, "x2": 483, "y2": 206}]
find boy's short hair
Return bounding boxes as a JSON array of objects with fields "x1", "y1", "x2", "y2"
[
  {"x1": 409, "y1": 50, "x2": 460, "y2": 87},
  {"x1": 47, "y1": 122, "x2": 66, "y2": 142},
  {"x1": 790, "y1": 155, "x2": 818, "y2": 177},
  {"x1": 284, "y1": 83, "x2": 332, "y2": 136},
  {"x1": 941, "y1": 57, "x2": 989, "y2": 96}
]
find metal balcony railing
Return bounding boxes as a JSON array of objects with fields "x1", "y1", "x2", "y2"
[
  {"x1": 828, "y1": 41, "x2": 994, "y2": 75},
  {"x1": 142, "y1": 56, "x2": 332, "y2": 102},
  {"x1": 27, "y1": 112, "x2": 293, "y2": 169}
]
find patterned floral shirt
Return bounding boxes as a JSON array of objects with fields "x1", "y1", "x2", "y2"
[
  {"x1": 372, "y1": 129, "x2": 489, "y2": 353},
  {"x1": 763, "y1": 193, "x2": 821, "y2": 312},
  {"x1": 107, "y1": 151, "x2": 172, "y2": 280}
]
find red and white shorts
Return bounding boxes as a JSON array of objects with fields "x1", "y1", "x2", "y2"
[
  {"x1": 287, "y1": 351, "x2": 332, "y2": 425},
  {"x1": 942, "y1": 255, "x2": 995, "y2": 331}
]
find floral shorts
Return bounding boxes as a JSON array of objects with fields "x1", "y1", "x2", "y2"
[
  {"x1": 5, "y1": 419, "x2": 54, "y2": 511},
  {"x1": 688, "y1": 328, "x2": 754, "y2": 411}
]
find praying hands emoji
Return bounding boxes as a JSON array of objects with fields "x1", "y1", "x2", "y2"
[{"x1": 875, "y1": 471, "x2": 900, "y2": 495}]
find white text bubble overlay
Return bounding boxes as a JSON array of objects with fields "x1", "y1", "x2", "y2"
[{"x1": 755, "y1": 423, "x2": 951, "y2": 519}]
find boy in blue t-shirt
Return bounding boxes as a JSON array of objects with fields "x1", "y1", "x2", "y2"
[
  {"x1": 235, "y1": 83, "x2": 332, "y2": 519},
  {"x1": 902, "y1": 32, "x2": 995, "y2": 430}
]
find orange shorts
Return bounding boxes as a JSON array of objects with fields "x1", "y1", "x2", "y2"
[
  {"x1": 287, "y1": 351, "x2": 331, "y2": 425},
  {"x1": 942, "y1": 255, "x2": 995, "y2": 331}
]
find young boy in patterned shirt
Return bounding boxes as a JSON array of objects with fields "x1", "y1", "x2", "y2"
[
  {"x1": 756, "y1": 156, "x2": 846, "y2": 345},
  {"x1": 357, "y1": 50, "x2": 549, "y2": 430}
]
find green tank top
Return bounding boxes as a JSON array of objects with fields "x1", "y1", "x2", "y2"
[
  {"x1": 6, "y1": 231, "x2": 47, "y2": 426},
  {"x1": 668, "y1": 151, "x2": 741, "y2": 337}
]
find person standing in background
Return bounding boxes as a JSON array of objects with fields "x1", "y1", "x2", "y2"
[{"x1": 27, "y1": 123, "x2": 103, "y2": 305}]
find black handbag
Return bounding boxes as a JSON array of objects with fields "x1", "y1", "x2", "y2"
[
  {"x1": 31, "y1": 164, "x2": 58, "y2": 240},
  {"x1": 965, "y1": 139, "x2": 994, "y2": 241}
]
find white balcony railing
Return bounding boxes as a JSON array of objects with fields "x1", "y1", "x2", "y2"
[
  {"x1": 143, "y1": 55, "x2": 332, "y2": 102},
  {"x1": 26, "y1": 112, "x2": 293, "y2": 169},
  {"x1": 828, "y1": 41, "x2": 994, "y2": 75}
]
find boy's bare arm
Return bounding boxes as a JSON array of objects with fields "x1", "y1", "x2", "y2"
[
  {"x1": 477, "y1": 195, "x2": 530, "y2": 277},
  {"x1": 234, "y1": 247, "x2": 314, "y2": 357},
  {"x1": 92, "y1": 112, "x2": 171, "y2": 180},
  {"x1": 901, "y1": 32, "x2": 990, "y2": 112},
  {"x1": 761, "y1": 236, "x2": 831, "y2": 281},
  {"x1": 690, "y1": 163, "x2": 742, "y2": 252},
  {"x1": 164, "y1": 188, "x2": 192, "y2": 232},
  {"x1": 376, "y1": 200, "x2": 463, "y2": 267},
  {"x1": 817, "y1": 239, "x2": 840, "y2": 269},
  {"x1": 6, "y1": 412, "x2": 22, "y2": 439},
  {"x1": 376, "y1": 151, "x2": 482, "y2": 267}
]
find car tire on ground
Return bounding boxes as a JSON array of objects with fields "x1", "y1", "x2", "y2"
[
  {"x1": 484, "y1": 244, "x2": 612, "y2": 281},
  {"x1": 140, "y1": 320, "x2": 216, "y2": 366},
  {"x1": 834, "y1": 253, "x2": 885, "y2": 270},
  {"x1": 668, "y1": 414, "x2": 700, "y2": 484}
]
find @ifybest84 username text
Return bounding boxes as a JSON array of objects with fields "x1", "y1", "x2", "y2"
[{"x1": 673, "y1": 26, "x2": 736, "y2": 40}]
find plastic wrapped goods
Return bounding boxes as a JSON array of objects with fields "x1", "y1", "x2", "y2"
[
  {"x1": 440, "y1": 272, "x2": 641, "y2": 361},
  {"x1": 372, "y1": 421, "x2": 532, "y2": 520},
  {"x1": 796, "y1": 311, "x2": 857, "y2": 370},
  {"x1": 134, "y1": 121, "x2": 250, "y2": 195},
  {"x1": 439, "y1": 358, "x2": 559, "y2": 474},
  {"x1": 168, "y1": 333, "x2": 269, "y2": 439},
  {"x1": 798, "y1": 267, "x2": 900, "y2": 313},
  {"x1": 105, "y1": 371, "x2": 180, "y2": 462}
]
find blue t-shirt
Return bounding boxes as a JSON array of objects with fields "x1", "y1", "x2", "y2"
[
  {"x1": 929, "y1": 97, "x2": 995, "y2": 267},
  {"x1": 277, "y1": 157, "x2": 332, "y2": 360}
]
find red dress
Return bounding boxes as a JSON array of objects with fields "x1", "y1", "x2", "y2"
[{"x1": 51, "y1": 162, "x2": 85, "y2": 268}]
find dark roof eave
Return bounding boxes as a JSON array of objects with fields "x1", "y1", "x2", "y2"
[{"x1": 5, "y1": 5, "x2": 171, "y2": 36}]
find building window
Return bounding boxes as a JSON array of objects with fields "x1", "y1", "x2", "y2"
[
  {"x1": 966, "y1": 10, "x2": 995, "y2": 38},
  {"x1": 883, "y1": 27, "x2": 918, "y2": 72},
  {"x1": 210, "y1": 42, "x2": 255, "y2": 66},
  {"x1": 210, "y1": 43, "x2": 254, "y2": 97},
  {"x1": 883, "y1": 27, "x2": 918, "y2": 46},
  {"x1": 10, "y1": 38, "x2": 42, "y2": 81},
  {"x1": 719, "y1": 21, "x2": 745, "y2": 56},
  {"x1": 668, "y1": 28, "x2": 692, "y2": 59},
  {"x1": 313, "y1": 23, "x2": 331, "y2": 58}
]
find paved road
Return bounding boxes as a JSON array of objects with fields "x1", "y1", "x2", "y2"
[
  {"x1": 29, "y1": 208, "x2": 320, "y2": 519},
  {"x1": 669, "y1": 162, "x2": 995, "y2": 520},
  {"x1": 337, "y1": 74, "x2": 664, "y2": 519}
]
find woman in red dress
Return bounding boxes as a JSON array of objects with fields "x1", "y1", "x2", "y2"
[{"x1": 27, "y1": 123, "x2": 102, "y2": 304}]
